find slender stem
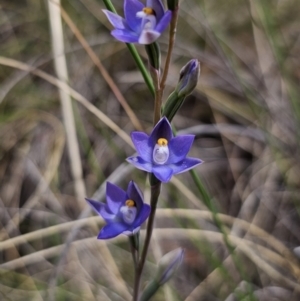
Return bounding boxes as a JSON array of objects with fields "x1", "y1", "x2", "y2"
[
  {"x1": 129, "y1": 234, "x2": 139, "y2": 269},
  {"x1": 154, "y1": 89, "x2": 163, "y2": 124},
  {"x1": 133, "y1": 178, "x2": 161, "y2": 301},
  {"x1": 134, "y1": 16, "x2": 178, "y2": 296},
  {"x1": 102, "y1": 0, "x2": 116, "y2": 12},
  {"x1": 133, "y1": 269, "x2": 140, "y2": 301},
  {"x1": 145, "y1": 43, "x2": 162, "y2": 124},
  {"x1": 127, "y1": 44, "x2": 155, "y2": 97},
  {"x1": 151, "y1": 67, "x2": 162, "y2": 125},
  {"x1": 160, "y1": 7, "x2": 179, "y2": 91}
]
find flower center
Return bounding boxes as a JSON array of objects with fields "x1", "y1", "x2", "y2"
[
  {"x1": 136, "y1": 7, "x2": 157, "y2": 30},
  {"x1": 125, "y1": 199, "x2": 135, "y2": 207},
  {"x1": 142, "y1": 7, "x2": 156, "y2": 16},
  {"x1": 120, "y1": 199, "x2": 137, "y2": 224},
  {"x1": 153, "y1": 138, "x2": 169, "y2": 164}
]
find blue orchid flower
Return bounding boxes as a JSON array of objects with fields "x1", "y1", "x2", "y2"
[
  {"x1": 86, "y1": 181, "x2": 150, "y2": 239},
  {"x1": 103, "y1": 0, "x2": 172, "y2": 44},
  {"x1": 127, "y1": 117, "x2": 203, "y2": 183}
]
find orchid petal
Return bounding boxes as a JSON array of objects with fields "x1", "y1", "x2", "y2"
[
  {"x1": 138, "y1": 29, "x2": 160, "y2": 44},
  {"x1": 168, "y1": 135, "x2": 195, "y2": 164},
  {"x1": 126, "y1": 156, "x2": 153, "y2": 173},
  {"x1": 147, "y1": 0, "x2": 164, "y2": 21},
  {"x1": 102, "y1": 10, "x2": 127, "y2": 30},
  {"x1": 111, "y1": 29, "x2": 139, "y2": 43},
  {"x1": 106, "y1": 182, "x2": 126, "y2": 214},
  {"x1": 152, "y1": 165, "x2": 173, "y2": 182},
  {"x1": 155, "y1": 10, "x2": 172, "y2": 33},
  {"x1": 124, "y1": 0, "x2": 144, "y2": 32},
  {"x1": 149, "y1": 117, "x2": 173, "y2": 146},
  {"x1": 127, "y1": 181, "x2": 144, "y2": 211},
  {"x1": 98, "y1": 222, "x2": 128, "y2": 239},
  {"x1": 131, "y1": 132, "x2": 152, "y2": 161},
  {"x1": 170, "y1": 157, "x2": 203, "y2": 175},
  {"x1": 133, "y1": 204, "x2": 151, "y2": 228},
  {"x1": 85, "y1": 198, "x2": 116, "y2": 221}
]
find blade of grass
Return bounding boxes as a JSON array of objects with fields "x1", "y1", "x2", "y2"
[
  {"x1": 0, "y1": 56, "x2": 133, "y2": 147},
  {"x1": 48, "y1": 0, "x2": 86, "y2": 209},
  {"x1": 2, "y1": 228, "x2": 300, "y2": 293},
  {"x1": 0, "y1": 112, "x2": 65, "y2": 240},
  {"x1": 58, "y1": 4, "x2": 143, "y2": 131}
]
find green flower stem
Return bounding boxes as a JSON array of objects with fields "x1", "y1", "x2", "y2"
[
  {"x1": 102, "y1": 0, "x2": 116, "y2": 12},
  {"x1": 133, "y1": 175, "x2": 161, "y2": 301},
  {"x1": 101, "y1": 0, "x2": 155, "y2": 97},
  {"x1": 160, "y1": 6, "x2": 179, "y2": 91},
  {"x1": 127, "y1": 43, "x2": 155, "y2": 97},
  {"x1": 167, "y1": 0, "x2": 179, "y2": 11},
  {"x1": 150, "y1": 67, "x2": 162, "y2": 125},
  {"x1": 189, "y1": 168, "x2": 237, "y2": 256},
  {"x1": 189, "y1": 169, "x2": 228, "y2": 239},
  {"x1": 145, "y1": 43, "x2": 161, "y2": 71},
  {"x1": 133, "y1": 37, "x2": 163, "y2": 299},
  {"x1": 129, "y1": 233, "x2": 140, "y2": 269},
  {"x1": 145, "y1": 43, "x2": 162, "y2": 124}
]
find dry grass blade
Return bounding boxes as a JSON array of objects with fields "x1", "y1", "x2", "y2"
[
  {"x1": 2, "y1": 1, "x2": 300, "y2": 299},
  {"x1": 0, "y1": 56, "x2": 133, "y2": 148},
  {"x1": 0, "y1": 48, "x2": 133, "y2": 301},
  {"x1": 2, "y1": 228, "x2": 300, "y2": 293},
  {"x1": 0, "y1": 112, "x2": 65, "y2": 240},
  {"x1": 48, "y1": 0, "x2": 86, "y2": 209},
  {"x1": 1, "y1": 209, "x2": 297, "y2": 268},
  {"x1": 58, "y1": 3, "x2": 143, "y2": 131}
]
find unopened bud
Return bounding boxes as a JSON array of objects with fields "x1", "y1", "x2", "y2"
[
  {"x1": 145, "y1": 42, "x2": 161, "y2": 70},
  {"x1": 176, "y1": 59, "x2": 200, "y2": 97},
  {"x1": 139, "y1": 248, "x2": 184, "y2": 301},
  {"x1": 162, "y1": 59, "x2": 200, "y2": 121},
  {"x1": 156, "y1": 248, "x2": 184, "y2": 285}
]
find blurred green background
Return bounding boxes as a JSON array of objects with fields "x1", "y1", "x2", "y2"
[{"x1": 1, "y1": 0, "x2": 300, "y2": 300}]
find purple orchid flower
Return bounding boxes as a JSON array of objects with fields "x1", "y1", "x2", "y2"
[
  {"x1": 127, "y1": 117, "x2": 203, "y2": 183},
  {"x1": 103, "y1": 0, "x2": 172, "y2": 45},
  {"x1": 86, "y1": 181, "x2": 150, "y2": 239}
]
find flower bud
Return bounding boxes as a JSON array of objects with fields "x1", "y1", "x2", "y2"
[
  {"x1": 145, "y1": 42, "x2": 161, "y2": 70},
  {"x1": 139, "y1": 248, "x2": 184, "y2": 301},
  {"x1": 176, "y1": 59, "x2": 200, "y2": 97},
  {"x1": 155, "y1": 248, "x2": 184, "y2": 285},
  {"x1": 162, "y1": 59, "x2": 200, "y2": 122}
]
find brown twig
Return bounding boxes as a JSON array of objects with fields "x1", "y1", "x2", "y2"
[{"x1": 160, "y1": 7, "x2": 179, "y2": 92}]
